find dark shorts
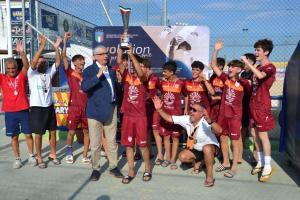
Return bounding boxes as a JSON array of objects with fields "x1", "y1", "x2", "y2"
[
  {"x1": 30, "y1": 105, "x2": 57, "y2": 134},
  {"x1": 67, "y1": 105, "x2": 88, "y2": 130},
  {"x1": 5, "y1": 109, "x2": 31, "y2": 137},
  {"x1": 250, "y1": 108, "x2": 275, "y2": 132},
  {"x1": 218, "y1": 115, "x2": 241, "y2": 140},
  {"x1": 121, "y1": 115, "x2": 148, "y2": 147},
  {"x1": 190, "y1": 149, "x2": 204, "y2": 162},
  {"x1": 159, "y1": 119, "x2": 182, "y2": 138}
]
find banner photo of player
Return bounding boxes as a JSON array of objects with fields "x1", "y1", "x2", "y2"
[{"x1": 93, "y1": 26, "x2": 209, "y2": 79}]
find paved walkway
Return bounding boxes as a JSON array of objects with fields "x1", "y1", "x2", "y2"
[{"x1": 0, "y1": 115, "x2": 299, "y2": 200}]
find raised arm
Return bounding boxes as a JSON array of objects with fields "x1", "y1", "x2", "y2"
[
  {"x1": 127, "y1": 45, "x2": 146, "y2": 80},
  {"x1": 152, "y1": 95, "x2": 173, "y2": 123},
  {"x1": 16, "y1": 40, "x2": 29, "y2": 75},
  {"x1": 241, "y1": 55, "x2": 266, "y2": 79},
  {"x1": 62, "y1": 32, "x2": 71, "y2": 71},
  {"x1": 30, "y1": 35, "x2": 47, "y2": 70},
  {"x1": 53, "y1": 36, "x2": 62, "y2": 68},
  {"x1": 210, "y1": 40, "x2": 223, "y2": 77}
]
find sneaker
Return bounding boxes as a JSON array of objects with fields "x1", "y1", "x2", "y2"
[
  {"x1": 13, "y1": 158, "x2": 23, "y2": 169},
  {"x1": 28, "y1": 156, "x2": 37, "y2": 167},
  {"x1": 82, "y1": 157, "x2": 91, "y2": 165},
  {"x1": 65, "y1": 147, "x2": 73, "y2": 164},
  {"x1": 65, "y1": 155, "x2": 74, "y2": 164}
]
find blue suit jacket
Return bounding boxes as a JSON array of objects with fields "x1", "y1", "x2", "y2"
[{"x1": 81, "y1": 63, "x2": 117, "y2": 123}]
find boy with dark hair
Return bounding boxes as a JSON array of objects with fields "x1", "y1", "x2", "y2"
[
  {"x1": 238, "y1": 53, "x2": 256, "y2": 164},
  {"x1": 0, "y1": 41, "x2": 36, "y2": 169},
  {"x1": 241, "y1": 38, "x2": 276, "y2": 182},
  {"x1": 184, "y1": 60, "x2": 215, "y2": 116},
  {"x1": 117, "y1": 43, "x2": 151, "y2": 184},
  {"x1": 62, "y1": 32, "x2": 90, "y2": 164},
  {"x1": 212, "y1": 40, "x2": 250, "y2": 178},
  {"x1": 156, "y1": 61, "x2": 185, "y2": 169},
  {"x1": 209, "y1": 57, "x2": 225, "y2": 122}
]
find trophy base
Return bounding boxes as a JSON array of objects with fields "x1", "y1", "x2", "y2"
[{"x1": 120, "y1": 42, "x2": 130, "y2": 50}]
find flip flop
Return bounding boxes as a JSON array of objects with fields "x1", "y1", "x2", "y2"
[
  {"x1": 122, "y1": 175, "x2": 135, "y2": 184},
  {"x1": 224, "y1": 170, "x2": 236, "y2": 178},
  {"x1": 161, "y1": 160, "x2": 171, "y2": 167},
  {"x1": 155, "y1": 158, "x2": 164, "y2": 165},
  {"x1": 142, "y1": 172, "x2": 152, "y2": 182},
  {"x1": 215, "y1": 163, "x2": 230, "y2": 172},
  {"x1": 204, "y1": 179, "x2": 215, "y2": 187},
  {"x1": 38, "y1": 162, "x2": 46, "y2": 169}
]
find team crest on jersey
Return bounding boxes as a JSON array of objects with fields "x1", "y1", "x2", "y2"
[
  {"x1": 190, "y1": 92, "x2": 201, "y2": 105},
  {"x1": 225, "y1": 88, "x2": 236, "y2": 105},
  {"x1": 128, "y1": 85, "x2": 139, "y2": 103},
  {"x1": 163, "y1": 92, "x2": 175, "y2": 108}
]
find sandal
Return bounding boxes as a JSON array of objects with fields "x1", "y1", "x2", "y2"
[
  {"x1": 259, "y1": 168, "x2": 274, "y2": 182},
  {"x1": 215, "y1": 163, "x2": 230, "y2": 172},
  {"x1": 161, "y1": 160, "x2": 171, "y2": 167},
  {"x1": 48, "y1": 157, "x2": 61, "y2": 165},
  {"x1": 191, "y1": 168, "x2": 200, "y2": 175},
  {"x1": 170, "y1": 162, "x2": 178, "y2": 170},
  {"x1": 204, "y1": 179, "x2": 215, "y2": 187},
  {"x1": 224, "y1": 170, "x2": 236, "y2": 178},
  {"x1": 38, "y1": 162, "x2": 46, "y2": 169},
  {"x1": 155, "y1": 158, "x2": 164, "y2": 165},
  {"x1": 142, "y1": 172, "x2": 152, "y2": 182},
  {"x1": 122, "y1": 175, "x2": 135, "y2": 184},
  {"x1": 82, "y1": 157, "x2": 91, "y2": 165},
  {"x1": 251, "y1": 166, "x2": 263, "y2": 175}
]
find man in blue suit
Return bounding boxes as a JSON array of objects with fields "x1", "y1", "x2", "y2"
[{"x1": 81, "y1": 45, "x2": 123, "y2": 181}]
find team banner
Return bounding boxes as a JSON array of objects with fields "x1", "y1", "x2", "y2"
[{"x1": 93, "y1": 26, "x2": 210, "y2": 78}]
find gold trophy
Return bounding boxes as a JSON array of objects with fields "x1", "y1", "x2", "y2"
[{"x1": 119, "y1": 6, "x2": 131, "y2": 50}]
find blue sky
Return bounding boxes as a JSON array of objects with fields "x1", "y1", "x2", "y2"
[{"x1": 39, "y1": 0, "x2": 300, "y2": 61}]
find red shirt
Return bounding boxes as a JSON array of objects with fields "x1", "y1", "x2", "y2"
[
  {"x1": 147, "y1": 74, "x2": 160, "y2": 99},
  {"x1": 158, "y1": 79, "x2": 185, "y2": 115},
  {"x1": 0, "y1": 72, "x2": 29, "y2": 112},
  {"x1": 65, "y1": 68, "x2": 87, "y2": 107},
  {"x1": 209, "y1": 74, "x2": 224, "y2": 106},
  {"x1": 121, "y1": 70, "x2": 148, "y2": 117},
  {"x1": 250, "y1": 63, "x2": 276, "y2": 110},
  {"x1": 185, "y1": 80, "x2": 210, "y2": 108},
  {"x1": 219, "y1": 73, "x2": 250, "y2": 119}
]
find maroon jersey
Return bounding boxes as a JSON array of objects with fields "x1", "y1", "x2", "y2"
[
  {"x1": 185, "y1": 79, "x2": 210, "y2": 109},
  {"x1": 147, "y1": 74, "x2": 160, "y2": 99},
  {"x1": 158, "y1": 79, "x2": 185, "y2": 115},
  {"x1": 65, "y1": 68, "x2": 87, "y2": 107},
  {"x1": 121, "y1": 70, "x2": 147, "y2": 117},
  {"x1": 219, "y1": 73, "x2": 251, "y2": 119},
  {"x1": 209, "y1": 74, "x2": 224, "y2": 105},
  {"x1": 250, "y1": 63, "x2": 276, "y2": 110}
]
